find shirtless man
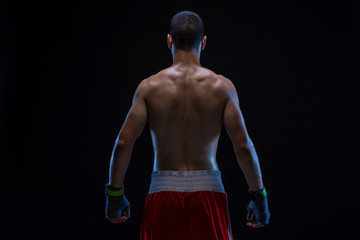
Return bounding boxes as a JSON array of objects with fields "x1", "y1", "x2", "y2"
[{"x1": 105, "y1": 11, "x2": 270, "y2": 239}]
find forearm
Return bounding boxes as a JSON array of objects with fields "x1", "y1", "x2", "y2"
[
  {"x1": 108, "y1": 140, "x2": 134, "y2": 188},
  {"x1": 234, "y1": 142, "x2": 264, "y2": 191}
]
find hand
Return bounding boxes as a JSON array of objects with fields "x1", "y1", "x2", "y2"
[
  {"x1": 245, "y1": 188, "x2": 270, "y2": 228},
  {"x1": 246, "y1": 205, "x2": 264, "y2": 228},
  {"x1": 109, "y1": 210, "x2": 131, "y2": 224},
  {"x1": 105, "y1": 184, "x2": 131, "y2": 224}
]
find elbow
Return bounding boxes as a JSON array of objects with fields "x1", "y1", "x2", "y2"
[
  {"x1": 233, "y1": 140, "x2": 254, "y2": 154},
  {"x1": 116, "y1": 138, "x2": 133, "y2": 148}
]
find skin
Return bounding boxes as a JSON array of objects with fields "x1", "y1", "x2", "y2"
[{"x1": 108, "y1": 34, "x2": 265, "y2": 227}]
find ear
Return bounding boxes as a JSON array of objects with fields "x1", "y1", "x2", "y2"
[
  {"x1": 167, "y1": 34, "x2": 173, "y2": 49},
  {"x1": 200, "y1": 36, "x2": 207, "y2": 51}
]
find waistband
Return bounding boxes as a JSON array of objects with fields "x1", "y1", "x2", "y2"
[{"x1": 148, "y1": 170, "x2": 225, "y2": 193}]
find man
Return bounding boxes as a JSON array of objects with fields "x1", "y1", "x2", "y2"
[{"x1": 105, "y1": 11, "x2": 270, "y2": 239}]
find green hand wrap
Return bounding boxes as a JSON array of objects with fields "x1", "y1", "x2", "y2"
[
  {"x1": 247, "y1": 187, "x2": 270, "y2": 225},
  {"x1": 105, "y1": 184, "x2": 130, "y2": 219},
  {"x1": 106, "y1": 185, "x2": 125, "y2": 196}
]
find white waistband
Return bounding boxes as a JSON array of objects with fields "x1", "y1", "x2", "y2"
[{"x1": 148, "y1": 170, "x2": 225, "y2": 193}]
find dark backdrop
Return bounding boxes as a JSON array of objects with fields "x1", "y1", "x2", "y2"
[{"x1": 2, "y1": 0, "x2": 358, "y2": 239}]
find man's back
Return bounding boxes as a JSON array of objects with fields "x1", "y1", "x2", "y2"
[
  {"x1": 105, "y1": 11, "x2": 269, "y2": 232},
  {"x1": 142, "y1": 64, "x2": 231, "y2": 171}
]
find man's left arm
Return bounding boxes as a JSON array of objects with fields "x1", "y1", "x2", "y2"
[{"x1": 108, "y1": 81, "x2": 148, "y2": 188}]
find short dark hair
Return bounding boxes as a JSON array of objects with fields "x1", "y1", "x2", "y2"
[{"x1": 170, "y1": 11, "x2": 204, "y2": 51}]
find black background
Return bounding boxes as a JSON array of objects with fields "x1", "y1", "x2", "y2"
[{"x1": 1, "y1": 0, "x2": 359, "y2": 239}]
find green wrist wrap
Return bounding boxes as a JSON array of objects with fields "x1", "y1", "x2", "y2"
[
  {"x1": 105, "y1": 184, "x2": 130, "y2": 219},
  {"x1": 106, "y1": 184, "x2": 124, "y2": 197}
]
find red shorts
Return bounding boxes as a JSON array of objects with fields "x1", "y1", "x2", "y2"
[{"x1": 140, "y1": 170, "x2": 233, "y2": 240}]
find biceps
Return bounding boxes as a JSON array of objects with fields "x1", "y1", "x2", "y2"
[
  {"x1": 223, "y1": 98, "x2": 250, "y2": 146},
  {"x1": 118, "y1": 98, "x2": 148, "y2": 143}
]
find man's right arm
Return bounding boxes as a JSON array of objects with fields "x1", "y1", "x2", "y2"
[{"x1": 222, "y1": 79, "x2": 264, "y2": 191}]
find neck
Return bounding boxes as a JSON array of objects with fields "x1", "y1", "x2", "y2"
[{"x1": 171, "y1": 48, "x2": 201, "y2": 66}]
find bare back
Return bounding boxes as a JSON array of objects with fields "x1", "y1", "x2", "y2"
[{"x1": 142, "y1": 65, "x2": 231, "y2": 171}]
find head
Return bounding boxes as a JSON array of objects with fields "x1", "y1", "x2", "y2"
[{"x1": 168, "y1": 11, "x2": 207, "y2": 54}]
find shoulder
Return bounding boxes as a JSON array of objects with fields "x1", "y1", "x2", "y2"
[
  {"x1": 137, "y1": 71, "x2": 162, "y2": 89},
  {"x1": 203, "y1": 68, "x2": 237, "y2": 95},
  {"x1": 204, "y1": 72, "x2": 240, "y2": 108},
  {"x1": 134, "y1": 71, "x2": 164, "y2": 98},
  {"x1": 216, "y1": 73, "x2": 236, "y2": 92},
  {"x1": 138, "y1": 68, "x2": 178, "y2": 92},
  {"x1": 132, "y1": 76, "x2": 152, "y2": 100}
]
